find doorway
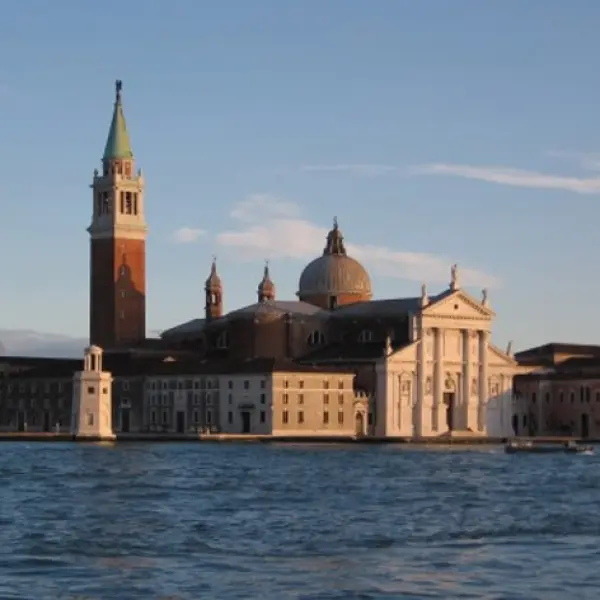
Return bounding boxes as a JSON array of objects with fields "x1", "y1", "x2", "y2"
[
  {"x1": 512, "y1": 414, "x2": 519, "y2": 436},
  {"x1": 176, "y1": 411, "x2": 185, "y2": 434},
  {"x1": 241, "y1": 411, "x2": 251, "y2": 434},
  {"x1": 443, "y1": 392, "x2": 455, "y2": 431},
  {"x1": 581, "y1": 413, "x2": 590, "y2": 438},
  {"x1": 121, "y1": 408, "x2": 130, "y2": 433},
  {"x1": 355, "y1": 412, "x2": 365, "y2": 436},
  {"x1": 17, "y1": 411, "x2": 25, "y2": 432},
  {"x1": 43, "y1": 412, "x2": 50, "y2": 432}
]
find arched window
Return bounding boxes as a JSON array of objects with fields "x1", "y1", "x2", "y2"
[
  {"x1": 217, "y1": 331, "x2": 229, "y2": 349},
  {"x1": 307, "y1": 330, "x2": 325, "y2": 346},
  {"x1": 358, "y1": 329, "x2": 373, "y2": 343}
]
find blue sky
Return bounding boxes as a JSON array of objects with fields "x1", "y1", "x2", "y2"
[{"x1": 1, "y1": 0, "x2": 600, "y2": 351}]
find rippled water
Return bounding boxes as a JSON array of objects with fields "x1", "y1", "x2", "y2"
[{"x1": 0, "y1": 443, "x2": 599, "y2": 599}]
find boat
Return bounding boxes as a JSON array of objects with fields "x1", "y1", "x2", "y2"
[{"x1": 504, "y1": 440, "x2": 595, "y2": 455}]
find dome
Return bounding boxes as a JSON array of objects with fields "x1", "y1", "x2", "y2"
[
  {"x1": 298, "y1": 254, "x2": 372, "y2": 296},
  {"x1": 297, "y1": 218, "x2": 372, "y2": 305}
]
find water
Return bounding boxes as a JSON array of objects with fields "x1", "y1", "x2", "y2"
[{"x1": 0, "y1": 443, "x2": 598, "y2": 600}]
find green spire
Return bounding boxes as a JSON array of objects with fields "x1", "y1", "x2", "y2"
[{"x1": 102, "y1": 80, "x2": 133, "y2": 161}]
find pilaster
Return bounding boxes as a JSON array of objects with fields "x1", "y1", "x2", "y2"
[
  {"x1": 415, "y1": 338, "x2": 425, "y2": 437},
  {"x1": 478, "y1": 330, "x2": 489, "y2": 432},
  {"x1": 462, "y1": 329, "x2": 476, "y2": 430},
  {"x1": 433, "y1": 328, "x2": 445, "y2": 432}
]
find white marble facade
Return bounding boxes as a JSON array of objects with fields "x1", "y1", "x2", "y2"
[{"x1": 375, "y1": 274, "x2": 518, "y2": 439}]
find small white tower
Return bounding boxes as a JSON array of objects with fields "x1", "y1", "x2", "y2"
[{"x1": 71, "y1": 345, "x2": 115, "y2": 440}]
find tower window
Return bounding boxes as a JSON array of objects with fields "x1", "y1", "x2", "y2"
[
  {"x1": 125, "y1": 192, "x2": 133, "y2": 215},
  {"x1": 358, "y1": 329, "x2": 373, "y2": 343},
  {"x1": 307, "y1": 330, "x2": 325, "y2": 346},
  {"x1": 97, "y1": 192, "x2": 110, "y2": 216}
]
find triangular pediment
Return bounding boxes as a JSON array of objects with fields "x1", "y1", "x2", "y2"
[{"x1": 422, "y1": 290, "x2": 495, "y2": 319}]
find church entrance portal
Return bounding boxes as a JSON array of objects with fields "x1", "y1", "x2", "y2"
[
  {"x1": 443, "y1": 392, "x2": 455, "y2": 431},
  {"x1": 176, "y1": 411, "x2": 185, "y2": 433},
  {"x1": 241, "y1": 411, "x2": 251, "y2": 434},
  {"x1": 355, "y1": 412, "x2": 365, "y2": 436},
  {"x1": 121, "y1": 409, "x2": 130, "y2": 433},
  {"x1": 582, "y1": 413, "x2": 590, "y2": 438}
]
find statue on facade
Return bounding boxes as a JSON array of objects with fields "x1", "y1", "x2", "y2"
[
  {"x1": 481, "y1": 288, "x2": 488, "y2": 305},
  {"x1": 450, "y1": 264, "x2": 459, "y2": 290}
]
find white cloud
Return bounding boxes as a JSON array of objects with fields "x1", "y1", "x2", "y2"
[
  {"x1": 301, "y1": 164, "x2": 398, "y2": 176},
  {"x1": 230, "y1": 194, "x2": 300, "y2": 222},
  {"x1": 216, "y1": 195, "x2": 499, "y2": 288},
  {"x1": 411, "y1": 163, "x2": 600, "y2": 194},
  {"x1": 546, "y1": 150, "x2": 600, "y2": 172},
  {"x1": 171, "y1": 227, "x2": 206, "y2": 244}
]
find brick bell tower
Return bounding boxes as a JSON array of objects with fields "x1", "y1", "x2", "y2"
[{"x1": 88, "y1": 80, "x2": 147, "y2": 349}]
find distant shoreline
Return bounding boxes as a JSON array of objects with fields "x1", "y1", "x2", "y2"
[{"x1": 0, "y1": 433, "x2": 594, "y2": 445}]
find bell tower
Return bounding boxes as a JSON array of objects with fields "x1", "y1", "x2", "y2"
[
  {"x1": 205, "y1": 258, "x2": 223, "y2": 321},
  {"x1": 88, "y1": 80, "x2": 147, "y2": 349}
]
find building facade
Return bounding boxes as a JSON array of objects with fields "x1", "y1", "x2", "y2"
[
  {"x1": 513, "y1": 343, "x2": 600, "y2": 438},
  {"x1": 0, "y1": 81, "x2": 532, "y2": 440}
]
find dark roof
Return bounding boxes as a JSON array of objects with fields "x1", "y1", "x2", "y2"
[
  {"x1": 330, "y1": 298, "x2": 420, "y2": 318},
  {"x1": 299, "y1": 341, "x2": 399, "y2": 364},
  {"x1": 0, "y1": 356, "x2": 82, "y2": 367},
  {"x1": 5, "y1": 356, "x2": 355, "y2": 380},
  {"x1": 515, "y1": 343, "x2": 600, "y2": 360}
]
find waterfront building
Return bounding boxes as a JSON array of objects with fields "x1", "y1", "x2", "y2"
[
  {"x1": 513, "y1": 343, "x2": 600, "y2": 438},
  {"x1": 0, "y1": 81, "x2": 527, "y2": 439}
]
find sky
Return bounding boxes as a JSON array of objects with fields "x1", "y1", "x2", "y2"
[{"x1": 1, "y1": 0, "x2": 600, "y2": 353}]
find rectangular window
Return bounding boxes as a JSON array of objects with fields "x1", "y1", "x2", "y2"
[
  {"x1": 298, "y1": 411, "x2": 304, "y2": 424},
  {"x1": 282, "y1": 410, "x2": 289, "y2": 424},
  {"x1": 338, "y1": 394, "x2": 344, "y2": 405},
  {"x1": 323, "y1": 393, "x2": 329, "y2": 404},
  {"x1": 298, "y1": 380, "x2": 304, "y2": 389},
  {"x1": 228, "y1": 411, "x2": 233, "y2": 424},
  {"x1": 87, "y1": 386, "x2": 95, "y2": 394},
  {"x1": 323, "y1": 411, "x2": 329, "y2": 425},
  {"x1": 338, "y1": 411, "x2": 344, "y2": 425},
  {"x1": 151, "y1": 411, "x2": 156, "y2": 424},
  {"x1": 260, "y1": 411, "x2": 266, "y2": 423},
  {"x1": 283, "y1": 393, "x2": 289, "y2": 404},
  {"x1": 207, "y1": 411, "x2": 212, "y2": 425},
  {"x1": 298, "y1": 394, "x2": 304, "y2": 405},
  {"x1": 87, "y1": 413, "x2": 94, "y2": 426},
  {"x1": 244, "y1": 380, "x2": 250, "y2": 390},
  {"x1": 228, "y1": 380, "x2": 233, "y2": 389},
  {"x1": 260, "y1": 393, "x2": 266, "y2": 404}
]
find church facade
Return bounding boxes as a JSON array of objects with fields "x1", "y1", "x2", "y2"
[{"x1": 0, "y1": 81, "x2": 525, "y2": 439}]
